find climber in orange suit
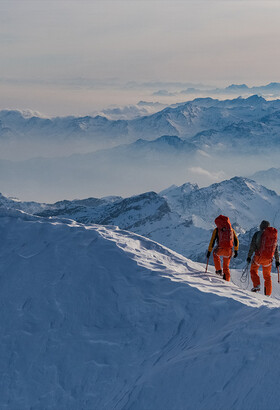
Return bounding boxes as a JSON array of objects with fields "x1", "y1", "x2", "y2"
[{"x1": 207, "y1": 215, "x2": 239, "y2": 282}]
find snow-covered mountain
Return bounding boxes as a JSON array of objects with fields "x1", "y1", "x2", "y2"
[
  {"x1": 0, "y1": 192, "x2": 121, "y2": 216},
  {"x1": 32, "y1": 176, "x2": 280, "y2": 233},
  {"x1": 2, "y1": 177, "x2": 279, "y2": 266},
  {"x1": 2, "y1": 95, "x2": 280, "y2": 199},
  {"x1": 1, "y1": 96, "x2": 280, "y2": 151},
  {"x1": 161, "y1": 176, "x2": 280, "y2": 231},
  {"x1": 1, "y1": 208, "x2": 280, "y2": 409},
  {"x1": 0, "y1": 192, "x2": 50, "y2": 214},
  {"x1": 0, "y1": 109, "x2": 128, "y2": 141},
  {"x1": 190, "y1": 117, "x2": 280, "y2": 152}
]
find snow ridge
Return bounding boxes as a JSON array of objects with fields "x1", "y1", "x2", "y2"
[{"x1": 1, "y1": 210, "x2": 280, "y2": 409}]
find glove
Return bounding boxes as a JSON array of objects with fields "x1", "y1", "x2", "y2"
[
  {"x1": 234, "y1": 250, "x2": 238, "y2": 258},
  {"x1": 206, "y1": 251, "x2": 211, "y2": 258},
  {"x1": 247, "y1": 257, "x2": 251, "y2": 264},
  {"x1": 276, "y1": 261, "x2": 280, "y2": 268}
]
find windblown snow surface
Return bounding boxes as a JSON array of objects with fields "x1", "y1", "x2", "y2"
[{"x1": 1, "y1": 209, "x2": 280, "y2": 409}]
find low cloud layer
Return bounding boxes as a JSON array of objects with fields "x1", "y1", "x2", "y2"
[{"x1": 188, "y1": 167, "x2": 227, "y2": 183}]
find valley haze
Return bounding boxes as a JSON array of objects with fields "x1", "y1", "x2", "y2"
[{"x1": 1, "y1": 93, "x2": 280, "y2": 202}]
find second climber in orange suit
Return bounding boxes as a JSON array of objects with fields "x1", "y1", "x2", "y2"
[
  {"x1": 207, "y1": 215, "x2": 239, "y2": 282},
  {"x1": 247, "y1": 220, "x2": 279, "y2": 296}
]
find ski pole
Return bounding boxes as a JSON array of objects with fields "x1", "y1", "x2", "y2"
[
  {"x1": 205, "y1": 257, "x2": 209, "y2": 273},
  {"x1": 277, "y1": 266, "x2": 280, "y2": 284}
]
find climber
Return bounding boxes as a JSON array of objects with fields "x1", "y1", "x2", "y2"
[
  {"x1": 247, "y1": 220, "x2": 279, "y2": 296},
  {"x1": 207, "y1": 215, "x2": 239, "y2": 281}
]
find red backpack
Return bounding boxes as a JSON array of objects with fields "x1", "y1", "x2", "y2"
[
  {"x1": 215, "y1": 215, "x2": 234, "y2": 249},
  {"x1": 259, "y1": 227, "x2": 278, "y2": 259}
]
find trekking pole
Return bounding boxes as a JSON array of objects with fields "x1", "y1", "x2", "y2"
[
  {"x1": 240, "y1": 263, "x2": 249, "y2": 283},
  {"x1": 205, "y1": 257, "x2": 209, "y2": 273}
]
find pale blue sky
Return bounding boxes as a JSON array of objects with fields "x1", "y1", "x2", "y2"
[{"x1": 1, "y1": 0, "x2": 279, "y2": 115}]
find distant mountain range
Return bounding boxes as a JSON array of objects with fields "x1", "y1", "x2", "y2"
[
  {"x1": 154, "y1": 82, "x2": 280, "y2": 98},
  {"x1": 1, "y1": 95, "x2": 280, "y2": 200},
  {"x1": 1, "y1": 95, "x2": 280, "y2": 151},
  {"x1": 217, "y1": 82, "x2": 280, "y2": 95},
  {"x1": 1, "y1": 176, "x2": 279, "y2": 266}
]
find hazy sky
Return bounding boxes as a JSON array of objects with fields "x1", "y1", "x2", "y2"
[{"x1": 1, "y1": 0, "x2": 280, "y2": 115}]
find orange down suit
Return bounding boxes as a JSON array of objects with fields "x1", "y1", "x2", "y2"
[
  {"x1": 208, "y1": 228, "x2": 239, "y2": 281},
  {"x1": 250, "y1": 255, "x2": 273, "y2": 296},
  {"x1": 247, "y1": 229, "x2": 279, "y2": 296}
]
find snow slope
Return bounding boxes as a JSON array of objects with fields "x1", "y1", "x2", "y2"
[{"x1": 1, "y1": 209, "x2": 280, "y2": 409}]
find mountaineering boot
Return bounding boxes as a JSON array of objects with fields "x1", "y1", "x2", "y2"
[
  {"x1": 264, "y1": 288, "x2": 270, "y2": 297},
  {"x1": 264, "y1": 287, "x2": 270, "y2": 297},
  {"x1": 215, "y1": 269, "x2": 222, "y2": 276},
  {"x1": 251, "y1": 285, "x2": 261, "y2": 292}
]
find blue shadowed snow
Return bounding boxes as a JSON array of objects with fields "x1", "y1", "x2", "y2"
[{"x1": 1, "y1": 209, "x2": 280, "y2": 409}]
